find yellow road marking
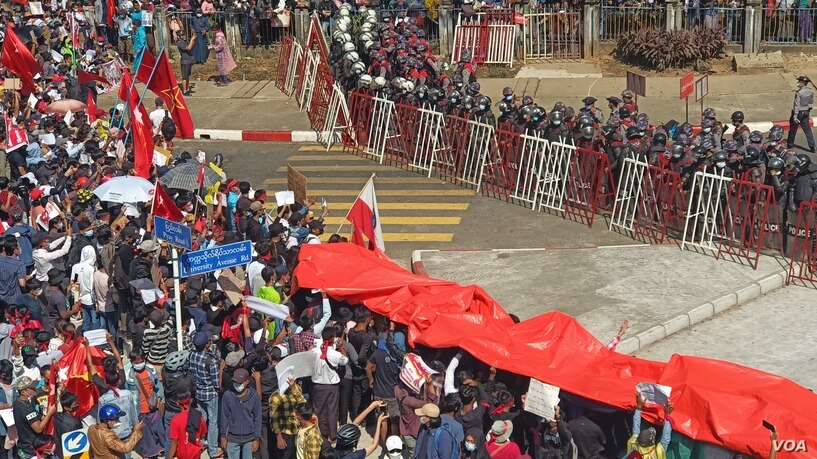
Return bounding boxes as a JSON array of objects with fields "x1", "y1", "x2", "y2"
[
  {"x1": 320, "y1": 233, "x2": 454, "y2": 242},
  {"x1": 321, "y1": 216, "x2": 461, "y2": 225},
  {"x1": 298, "y1": 145, "x2": 346, "y2": 151},
  {"x1": 287, "y1": 155, "x2": 367, "y2": 161},
  {"x1": 263, "y1": 177, "x2": 444, "y2": 185},
  {"x1": 275, "y1": 166, "x2": 397, "y2": 172},
  {"x1": 308, "y1": 189, "x2": 475, "y2": 197},
  {"x1": 263, "y1": 202, "x2": 469, "y2": 210}
]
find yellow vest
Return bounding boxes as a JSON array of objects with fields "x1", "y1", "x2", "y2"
[{"x1": 626, "y1": 436, "x2": 667, "y2": 459}]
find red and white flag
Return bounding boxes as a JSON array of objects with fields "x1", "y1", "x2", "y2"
[{"x1": 346, "y1": 175, "x2": 385, "y2": 252}]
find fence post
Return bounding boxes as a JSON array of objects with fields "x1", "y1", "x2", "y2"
[
  {"x1": 438, "y1": 3, "x2": 453, "y2": 60},
  {"x1": 294, "y1": 9, "x2": 310, "y2": 46},
  {"x1": 665, "y1": 0, "x2": 681, "y2": 31},
  {"x1": 156, "y1": 8, "x2": 172, "y2": 56},
  {"x1": 583, "y1": 0, "x2": 599, "y2": 58},
  {"x1": 744, "y1": 0, "x2": 760, "y2": 52},
  {"x1": 224, "y1": 13, "x2": 242, "y2": 59}
]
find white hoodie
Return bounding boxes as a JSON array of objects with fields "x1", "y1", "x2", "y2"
[{"x1": 71, "y1": 245, "x2": 97, "y2": 306}]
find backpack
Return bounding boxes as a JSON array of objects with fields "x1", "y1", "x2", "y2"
[
  {"x1": 432, "y1": 424, "x2": 459, "y2": 459},
  {"x1": 160, "y1": 110, "x2": 177, "y2": 140}
]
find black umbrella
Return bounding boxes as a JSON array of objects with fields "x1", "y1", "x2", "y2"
[
  {"x1": 15, "y1": 25, "x2": 43, "y2": 44},
  {"x1": 159, "y1": 162, "x2": 222, "y2": 191}
]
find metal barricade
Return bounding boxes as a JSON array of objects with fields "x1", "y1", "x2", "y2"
[
  {"x1": 565, "y1": 148, "x2": 613, "y2": 228},
  {"x1": 386, "y1": 104, "x2": 447, "y2": 177},
  {"x1": 296, "y1": 50, "x2": 320, "y2": 112},
  {"x1": 609, "y1": 154, "x2": 650, "y2": 237},
  {"x1": 787, "y1": 201, "x2": 817, "y2": 286},
  {"x1": 437, "y1": 115, "x2": 494, "y2": 192},
  {"x1": 522, "y1": 11, "x2": 583, "y2": 61},
  {"x1": 682, "y1": 171, "x2": 778, "y2": 269},
  {"x1": 599, "y1": 5, "x2": 666, "y2": 41},
  {"x1": 480, "y1": 127, "x2": 520, "y2": 203},
  {"x1": 343, "y1": 91, "x2": 375, "y2": 153},
  {"x1": 275, "y1": 34, "x2": 302, "y2": 96},
  {"x1": 317, "y1": 83, "x2": 350, "y2": 151},
  {"x1": 307, "y1": 64, "x2": 335, "y2": 133},
  {"x1": 352, "y1": 96, "x2": 399, "y2": 164},
  {"x1": 536, "y1": 139, "x2": 575, "y2": 214},
  {"x1": 452, "y1": 11, "x2": 517, "y2": 66},
  {"x1": 507, "y1": 132, "x2": 549, "y2": 209}
]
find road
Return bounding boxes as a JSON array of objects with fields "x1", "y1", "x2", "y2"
[{"x1": 176, "y1": 139, "x2": 635, "y2": 266}]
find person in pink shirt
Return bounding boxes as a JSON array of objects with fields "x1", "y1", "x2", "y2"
[{"x1": 485, "y1": 420, "x2": 521, "y2": 459}]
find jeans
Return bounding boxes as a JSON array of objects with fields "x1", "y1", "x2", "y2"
[
  {"x1": 198, "y1": 397, "x2": 220, "y2": 456},
  {"x1": 163, "y1": 410, "x2": 179, "y2": 445},
  {"x1": 81, "y1": 303, "x2": 100, "y2": 332},
  {"x1": 100, "y1": 310, "x2": 118, "y2": 342},
  {"x1": 226, "y1": 440, "x2": 253, "y2": 459}
]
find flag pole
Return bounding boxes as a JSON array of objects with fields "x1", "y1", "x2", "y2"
[
  {"x1": 123, "y1": 46, "x2": 166, "y2": 146},
  {"x1": 116, "y1": 47, "x2": 147, "y2": 132}
]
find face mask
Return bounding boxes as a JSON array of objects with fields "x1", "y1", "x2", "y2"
[
  {"x1": 464, "y1": 443, "x2": 476, "y2": 452},
  {"x1": 197, "y1": 13, "x2": 203, "y2": 16},
  {"x1": 703, "y1": 127, "x2": 711, "y2": 133},
  {"x1": 716, "y1": 161, "x2": 726, "y2": 168},
  {"x1": 234, "y1": 383, "x2": 246, "y2": 392},
  {"x1": 112, "y1": 421, "x2": 122, "y2": 429},
  {"x1": 133, "y1": 362, "x2": 146, "y2": 371},
  {"x1": 553, "y1": 120, "x2": 561, "y2": 126},
  {"x1": 387, "y1": 453, "x2": 402, "y2": 459},
  {"x1": 503, "y1": 96, "x2": 512, "y2": 102},
  {"x1": 84, "y1": 231, "x2": 94, "y2": 237}
]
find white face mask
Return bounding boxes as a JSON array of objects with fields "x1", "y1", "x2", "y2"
[
  {"x1": 133, "y1": 362, "x2": 146, "y2": 371},
  {"x1": 387, "y1": 453, "x2": 402, "y2": 459},
  {"x1": 716, "y1": 161, "x2": 726, "y2": 168}
]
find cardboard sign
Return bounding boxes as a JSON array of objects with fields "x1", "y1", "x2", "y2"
[
  {"x1": 626, "y1": 71, "x2": 647, "y2": 98},
  {"x1": 287, "y1": 164, "x2": 308, "y2": 204},
  {"x1": 3, "y1": 78, "x2": 22, "y2": 91},
  {"x1": 524, "y1": 379, "x2": 561, "y2": 421}
]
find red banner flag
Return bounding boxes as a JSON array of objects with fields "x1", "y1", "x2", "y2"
[
  {"x1": 1, "y1": 26, "x2": 43, "y2": 94},
  {"x1": 152, "y1": 183, "x2": 184, "y2": 222},
  {"x1": 120, "y1": 69, "x2": 153, "y2": 179},
  {"x1": 4, "y1": 114, "x2": 28, "y2": 153},
  {"x1": 86, "y1": 92, "x2": 98, "y2": 123},
  {"x1": 56, "y1": 341, "x2": 106, "y2": 417},
  {"x1": 78, "y1": 69, "x2": 111, "y2": 86},
  {"x1": 136, "y1": 50, "x2": 195, "y2": 139}
]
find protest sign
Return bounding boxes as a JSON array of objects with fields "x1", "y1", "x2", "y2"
[
  {"x1": 636, "y1": 382, "x2": 672, "y2": 405},
  {"x1": 277, "y1": 351, "x2": 318, "y2": 379},
  {"x1": 399, "y1": 353, "x2": 437, "y2": 393},
  {"x1": 524, "y1": 379, "x2": 561, "y2": 421}
]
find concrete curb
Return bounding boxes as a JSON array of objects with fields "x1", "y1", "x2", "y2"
[
  {"x1": 190, "y1": 117, "x2": 816, "y2": 143},
  {"x1": 412, "y1": 247, "x2": 789, "y2": 355},
  {"x1": 615, "y1": 268, "x2": 788, "y2": 354}
]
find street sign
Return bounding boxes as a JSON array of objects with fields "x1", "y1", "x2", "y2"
[
  {"x1": 179, "y1": 240, "x2": 253, "y2": 277},
  {"x1": 680, "y1": 72, "x2": 695, "y2": 99},
  {"x1": 695, "y1": 75, "x2": 709, "y2": 102},
  {"x1": 154, "y1": 216, "x2": 193, "y2": 251},
  {"x1": 626, "y1": 71, "x2": 647, "y2": 97},
  {"x1": 62, "y1": 428, "x2": 89, "y2": 459}
]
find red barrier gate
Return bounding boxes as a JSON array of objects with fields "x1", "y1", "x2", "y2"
[
  {"x1": 787, "y1": 201, "x2": 817, "y2": 286},
  {"x1": 275, "y1": 34, "x2": 294, "y2": 92},
  {"x1": 343, "y1": 91, "x2": 376, "y2": 154},
  {"x1": 564, "y1": 148, "x2": 615, "y2": 229},
  {"x1": 307, "y1": 64, "x2": 335, "y2": 133}
]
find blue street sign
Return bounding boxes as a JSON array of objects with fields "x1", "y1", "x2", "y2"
[
  {"x1": 179, "y1": 240, "x2": 253, "y2": 277},
  {"x1": 62, "y1": 429, "x2": 88, "y2": 455},
  {"x1": 154, "y1": 216, "x2": 193, "y2": 251}
]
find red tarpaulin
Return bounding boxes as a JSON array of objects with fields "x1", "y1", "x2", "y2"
[{"x1": 293, "y1": 244, "x2": 817, "y2": 458}]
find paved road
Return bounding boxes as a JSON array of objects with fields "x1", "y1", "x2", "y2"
[{"x1": 176, "y1": 139, "x2": 634, "y2": 266}]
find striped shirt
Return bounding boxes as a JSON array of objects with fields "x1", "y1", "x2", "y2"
[{"x1": 142, "y1": 323, "x2": 173, "y2": 365}]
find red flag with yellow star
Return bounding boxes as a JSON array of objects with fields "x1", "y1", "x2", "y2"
[
  {"x1": 136, "y1": 50, "x2": 195, "y2": 139},
  {"x1": 1, "y1": 26, "x2": 42, "y2": 94},
  {"x1": 120, "y1": 69, "x2": 154, "y2": 179}
]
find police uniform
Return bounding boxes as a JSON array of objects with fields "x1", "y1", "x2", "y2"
[{"x1": 787, "y1": 75, "x2": 816, "y2": 152}]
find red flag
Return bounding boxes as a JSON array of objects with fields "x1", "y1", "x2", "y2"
[
  {"x1": 78, "y1": 69, "x2": 111, "y2": 86},
  {"x1": 135, "y1": 50, "x2": 195, "y2": 138},
  {"x1": 345, "y1": 177, "x2": 385, "y2": 251},
  {"x1": 197, "y1": 163, "x2": 205, "y2": 189},
  {"x1": 86, "y1": 92, "x2": 98, "y2": 123},
  {"x1": 56, "y1": 341, "x2": 106, "y2": 417},
  {"x1": 106, "y1": 0, "x2": 116, "y2": 26},
  {"x1": 152, "y1": 184, "x2": 184, "y2": 222},
  {"x1": 1, "y1": 26, "x2": 43, "y2": 94},
  {"x1": 120, "y1": 69, "x2": 153, "y2": 179},
  {"x1": 4, "y1": 114, "x2": 28, "y2": 152}
]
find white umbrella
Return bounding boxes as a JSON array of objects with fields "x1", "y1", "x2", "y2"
[{"x1": 93, "y1": 176, "x2": 156, "y2": 203}]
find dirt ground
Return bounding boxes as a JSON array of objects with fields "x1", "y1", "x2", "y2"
[{"x1": 178, "y1": 53, "x2": 281, "y2": 82}]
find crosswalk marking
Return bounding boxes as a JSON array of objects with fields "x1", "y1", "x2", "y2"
[
  {"x1": 321, "y1": 216, "x2": 462, "y2": 225},
  {"x1": 263, "y1": 202, "x2": 470, "y2": 211},
  {"x1": 308, "y1": 189, "x2": 475, "y2": 197},
  {"x1": 287, "y1": 155, "x2": 368, "y2": 161},
  {"x1": 263, "y1": 177, "x2": 445, "y2": 185},
  {"x1": 320, "y1": 233, "x2": 454, "y2": 242},
  {"x1": 275, "y1": 165, "x2": 397, "y2": 172}
]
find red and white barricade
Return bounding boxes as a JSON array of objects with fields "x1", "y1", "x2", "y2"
[
  {"x1": 787, "y1": 201, "x2": 817, "y2": 286},
  {"x1": 564, "y1": 147, "x2": 614, "y2": 228},
  {"x1": 682, "y1": 171, "x2": 781, "y2": 269},
  {"x1": 437, "y1": 115, "x2": 494, "y2": 192},
  {"x1": 296, "y1": 49, "x2": 320, "y2": 112},
  {"x1": 451, "y1": 10, "x2": 517, "y2": 67},
  {"x1": 385, "y1": 104, "x2": 447, "y2": 177},
  {"x1": 316, "y1": 82, "x2": 350, "y2": 150},
  {"x1": 343, "y1": 91, "x2": 375, "y2": 152},
  {"x1": 535, "y1": 139, "x2": 575, "y2": 214},
  {"x1": 306, "y1": 64, "x2": 335, "y2": 134}
]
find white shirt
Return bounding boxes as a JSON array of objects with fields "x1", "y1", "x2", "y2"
[
  {"x1": 311, "y1": 346, "x2": 348, "y2": 385},
  {"x1": 304, "y1": 234, "x2": 321, "y2": 245},
  {"x1": 149, "y1": 108, "x2": 166, "y2": 133},
  {"x1": 33, "y1": 236, "x2": 72, "y2": 281}
]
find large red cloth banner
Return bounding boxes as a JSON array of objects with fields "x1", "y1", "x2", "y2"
[{"x1": 293, "y1": 244, "x2": 817, "y2": 458}]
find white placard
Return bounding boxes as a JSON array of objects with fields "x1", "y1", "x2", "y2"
[
  {"x1": 275, "y1": 191, "x2": 296, "y2": 207},
  {"x1": 277, "y1": 366, "x2": 295, "y2": 394},
  {"x1": 0, "y1": 408, "x2": 14, "y2": 426},
  {"x1": 83, "y1": 329, "x2": 107, "y2": 347},
  {"x1": 243, "y1": 296, "x2": 289, "y2": 320},
  {"x1": 27, "y1": 94, "x2": 38, "y2": 109},
  {"x1": 29, "y1": 2, "x2": 44, "y2": 15},
  {"x1": 276, "y1": 350, "x2": 318, "y2": 380},
  {"x1": 524, "y1": 379, "x2": 561, "y2": 421}
]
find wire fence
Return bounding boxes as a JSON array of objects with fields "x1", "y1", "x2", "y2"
[
  {"x1": 599, "y1": 5, "x2": 667, "y2": 41},
  {"x1": 682, "y1": 7, "x2": 746, "y2": 43}
]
